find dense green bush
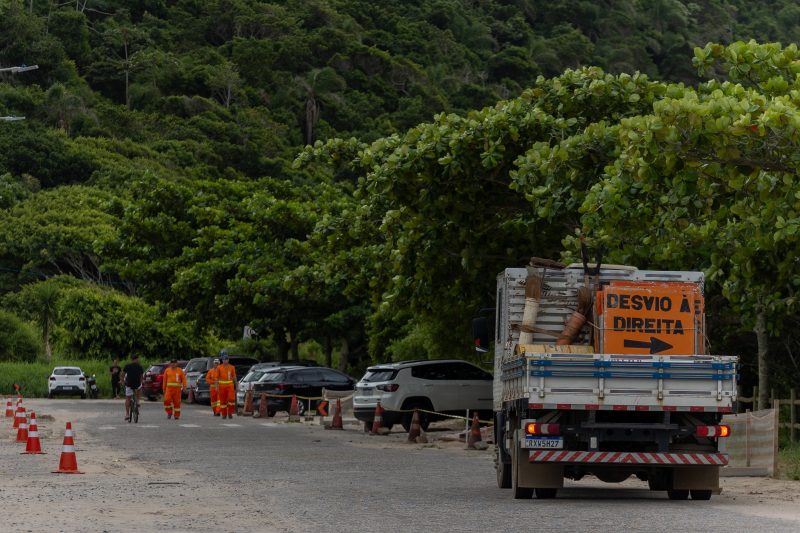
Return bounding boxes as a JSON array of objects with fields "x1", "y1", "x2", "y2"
[{"x1": 0, "y1": 310, "x2": 41, "y2": 362}]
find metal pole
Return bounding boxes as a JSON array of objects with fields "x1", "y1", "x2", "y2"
[{"x1": 773, "y1": 399, "x2": 780, "y2": 478}]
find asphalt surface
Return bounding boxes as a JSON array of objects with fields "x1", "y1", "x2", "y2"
[{"x1": 3, "y1": 399, "x2": 800, "y2": 532}]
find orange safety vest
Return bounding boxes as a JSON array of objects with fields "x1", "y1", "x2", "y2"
[
  {"x1": 162, "y1": 367, "x2": 187, "y2": 392},
  {"x1": 217, "y1": 363, "x2": 237, "y2": 385},
  {"x1": 206, "y1": 367, "x2": 219, "y2": 385}
]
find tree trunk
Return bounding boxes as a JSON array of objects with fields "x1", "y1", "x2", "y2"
[
  {"x1": 338, "y1": 338, "x2": 349, "y2": 373},
  {"x1": 290, "y1": 329, "x2": 299, "y2": 362},
  {"x1": 324, "y1": 335, "x2": 332, "y2": 368},
  {"x1": 755, "y1": 310, "x2": 769, "y2": 410},
  {"x1": 276, "y1": 329, "x2": 290, "y2": 363}
]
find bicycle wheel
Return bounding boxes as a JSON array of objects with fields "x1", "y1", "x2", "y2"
[{"x1": 133, "y1": 400, "x2": 139, "y2": 423}]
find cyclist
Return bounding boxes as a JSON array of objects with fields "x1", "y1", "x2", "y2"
[{"x1": 120, "y1": 354, "x2": 144, "y2": 422}]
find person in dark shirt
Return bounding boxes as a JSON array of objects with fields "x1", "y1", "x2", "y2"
[
  {"x1": 121, "y1": 355, "x2": 144, "y2": 422},
  {"x1": 110, "y1": 358, "x2": 121, "y2": 399}
]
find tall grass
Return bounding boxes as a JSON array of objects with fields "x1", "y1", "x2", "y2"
[{"x1": 0, "y1": 358, "x2": 155, "y2": 398}]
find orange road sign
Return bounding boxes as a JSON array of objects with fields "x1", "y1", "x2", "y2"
[{"x1": 601, "y1": 282, "x2": 703, "y2": 355}]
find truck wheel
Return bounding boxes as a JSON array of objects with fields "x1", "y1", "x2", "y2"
[
  {"x1": 667, "y1": 490, "x2": 689, "y2": 500},
  {"x1": 690, "y1": 490, "x2": 712, "y2": 500},
  {"x1": 535, "y1": 488, "x2": 557, "y2": 499},
  {"x1": 511, "y1": 431, "x2": 533, "y2": 499},
  {"x1": 496, "y1": 446, "x2": 511, "y2": 489}
]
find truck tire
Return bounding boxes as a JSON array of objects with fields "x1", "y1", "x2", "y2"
[
  {"x1": 511, "y1": 431, "x2": 533, "y2": 499},
  {"x1": 496, "y1": 445, "x2": 511, "y2": 489},
  {"x1": 667, "y1": 489, "x2": 689, "y2": 500},
  {"x1": 535, "y1": 488, "x2": 557, "y2": 499},
  {"x1": 690, "y1": 490, "x2": 712, "y2": 500}
]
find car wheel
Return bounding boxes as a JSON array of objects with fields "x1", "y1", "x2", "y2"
[
  {"x1": 690, "y1": 489, "x2": 712, "y2": 500},
  {"x1": 401, "y1": 403, "x2": 431, "y2": 432},
  {"x1": 147, "y1": 395, "x2": 157, "y2": 402},
  {"x1": 267, "y1": 410, "x2": 276, "y2": 417}
]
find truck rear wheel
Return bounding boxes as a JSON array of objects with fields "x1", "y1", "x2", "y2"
[
  {"x1": 667, "y1": 489, "x2": 689, "y2": 500},
  {"x1": 690, "y1": 490, "x2": 712, "y2": 500},
  {"x1": 496, "y1": 445, "x2": 511, "y2": 489},
  {"x1": 535, "y1": 488, "x2": 557, "y2": 499}
]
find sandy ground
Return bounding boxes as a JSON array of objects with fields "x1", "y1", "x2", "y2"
[{"x1": 2, "y1": 403, "x2": 799, "y2": 531}]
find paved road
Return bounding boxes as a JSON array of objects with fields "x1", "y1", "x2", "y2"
[{"x1": 3, "y1": 399, "x2": 800, "y2": 532}]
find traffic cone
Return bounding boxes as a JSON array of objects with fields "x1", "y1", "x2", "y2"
[
  {"x1": 5, "y1": 398, "x2": 12, "y2": 418},
  {"x1": 16, "y1": 412, "x2": 28, "y2": 443},
  {"x1": 254, "y1": 393, "x2": 268, "y2": 418},
  {"x1": 370, "y1": 401, "x2": 385, "y2": 435},
  {"x1": 243, "y1": 390, "x2": 254, "y2": 416},
  {"x1": 13, "y1": 405, "x2": 25, "y2": 430},
  {"x1": 466, "y1": 412, "x2": 482, "y2": 449},
  {"x1": 407, "y1": 409, "x2": 422, "y2": 443},
  {"x1": 53, "y1": 422, "x2": 84, "y2": 474},
  {"x1": 22, "y1": 412, "x2": 44, "y2": 454},
  {"x1": 288, "y1": 394, "x2": 300, "y2": 421},
  {"x1": 186, "y1": 385, "x2": 194, "y2": 404},
  {"x1": 329, "y1": 398, "x2": 343, "y2": 430}
]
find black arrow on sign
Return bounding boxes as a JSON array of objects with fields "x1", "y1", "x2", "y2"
[{"x1": 623, "y1": 337, "x2": 673, "y2": 354}]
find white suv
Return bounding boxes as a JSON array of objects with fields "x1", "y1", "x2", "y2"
[
  {"x1": 48, "y1": 366, "x2": 87, "y2": 398},
  {"x1": 353, "y1": 359, "x2": 493, "y2": 431}
]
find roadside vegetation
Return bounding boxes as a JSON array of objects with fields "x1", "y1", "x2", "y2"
[{"x1": 0, "y1": 1, "x2": 799, "y2": 409}]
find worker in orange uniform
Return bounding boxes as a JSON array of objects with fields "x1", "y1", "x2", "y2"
[
  {"x1": 206, "y1": 358, "x2": 221, "y2": 416},
  {"x1": 162, "y1": 359, "x2": 187, "y2": 420},
  {"x1": 216, "y1": 353, "x2": 237, "y2": 419}
]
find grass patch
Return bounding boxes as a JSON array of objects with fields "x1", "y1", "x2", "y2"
[
  {"x1": 0, "y1": 358, "x2": 156, "y2": 398},
  {"x1": 778, "y1": 443, "x2": 800, "y2": 480}
]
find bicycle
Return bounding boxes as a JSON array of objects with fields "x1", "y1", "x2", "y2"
[{"x1": 127, "y1": 388, "x2": 140, "y2": 424}]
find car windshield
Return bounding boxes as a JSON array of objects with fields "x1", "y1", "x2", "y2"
[
  {"x1": 259, "y1": 372, "x2": 285, "y2": 382},
  {"x1": 53, "y1": 368, "x2": 82, "y2": 376},
  {"x1": 241, "y1": 371, "x2": 265, "y2": 383},
  {"x1": 147, "y1": 365, "x2": 164, "y2": 374},
  {"x1": 185, "y1": 360, "x2": 206, "y2": 372},
  {"x1": 361, "y1": 369, "x2": 396, "y2": 383}
]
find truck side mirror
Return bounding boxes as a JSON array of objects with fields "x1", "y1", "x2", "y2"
[{"x1": 472, "y1": 317, "x2": 490, "y2": 353}]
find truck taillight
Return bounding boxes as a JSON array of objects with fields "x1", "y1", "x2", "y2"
[
  {"x1": 695, "y1": 425, "x2": 730, "y2": 438},
  {"x1": 377, "y1": 384, "x2": 399, "y2": 392},
  {"x1": 525, "y1": 422, "x2": 560, "y2": 435}
]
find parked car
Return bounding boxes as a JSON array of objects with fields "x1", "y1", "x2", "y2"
[
  {"x1": 352, "y1": 359, "x2": 493, "y2": 431},
  {"x1": 184, "y1": 357, "x2": 215, "y2": 398},
  {"x1": 249, "y1": 360, "x2": 320, "y2": 372},
  {"x1": 250, "y1": 366, "x2": 356, "y2": 416},
  {"x1": 192, "y1": 356, "x2": 259, "y2": 405},
  {"x1": 237, "y1": 365, "x2": 303, "y2": 406},
  {"x1": 48, "y1": 366, "x2": 86, "y2": 398},
  {"x1": 142, "y1": 360, "x2": 188, "y2": 401}
]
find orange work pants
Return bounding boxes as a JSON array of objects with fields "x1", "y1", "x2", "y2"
[
  {"x1": 218, "y1": 383, "x2": 235, "y2": 417},
  {"x1": 210, "y1": 385, "x2": 220, "y2": 414},
  {"x1": 164, "y1": 387, "x2": 182, "y2": 419}
]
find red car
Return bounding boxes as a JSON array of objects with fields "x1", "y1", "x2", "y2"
[{"x1": 142, "y1": 361, "x2": 188, "y2": 400}]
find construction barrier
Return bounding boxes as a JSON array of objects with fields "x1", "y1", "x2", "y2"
[{"x1": 720, "y1": 402, "x2": 779, "y2": 477}]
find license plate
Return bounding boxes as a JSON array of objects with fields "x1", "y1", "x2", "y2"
[
  {"x1": 360, "y1": 388, "x2": 372, "y2": 397},
  {"x1": 523, "y1": 437, "x2": 563, "y2": 449}
]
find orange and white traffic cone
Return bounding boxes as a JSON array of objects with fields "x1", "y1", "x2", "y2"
[
  {"x1": 243, "y1": 390, "x2": 254, "y2": 416},
  {"x1": 407, "y1": 409, "x2": 422, "y2": 443},
  {"x1": 370, "y1": 401, "x2": 385, "y2": 435},
  {"x1": 329, "y1": 398, "x2": 343, "y2": 430},
  {"x1": 4, "y1": 398, "x2": 12, "y2": 418},
  {"x1": 255, "y1": 393, "x2": 268, "y2": 418},
  {"x1": 466, "y1": 412, "x2": 482, "y2": 449},
  {"x1": 13, "y1": 405, "x2": 25, "y2": 430},
  {"x1": 16, "y1": 412, "x2": 29, "y2": 443},
  {"x1": 22, "y1": 412, "x2": 45, "y2": 454},
  {"x1": 288, "y1": 394, "x2": 300, "y2": 421},
  {"x1": 53, "y1": 422, "x2": 83, "y2": 474}
]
